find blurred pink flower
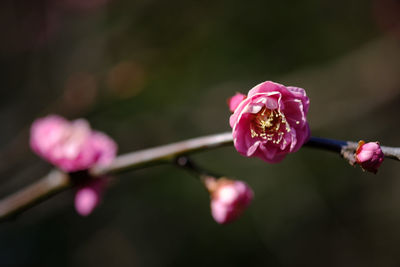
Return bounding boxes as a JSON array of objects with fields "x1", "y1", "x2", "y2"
[
  {"x1": 229, "y1": 81, "x2": 310, "y2": 163},
  {"x1": 30, "y1": 115, "x2": 117, "y2": 172},
  {"x1": 355, "y1": 141, "x2": 384, "y2": 174},
  {"x1": 74, "y1": 178, "x2": 106, "y2": 216},
  {"x1": 205, "y1": 177, "x2": 253, "y2": 224}
]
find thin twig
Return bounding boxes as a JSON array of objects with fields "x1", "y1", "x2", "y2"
[
  {"x1": 90, "y1": 132, "x2": 234, "y2": 176},
  {"x1": 0, "y1": 132, "x2": 399, "y2": 222},
  {"x1": 0, "y1": 170, "x2": 70, "y2": 221}
]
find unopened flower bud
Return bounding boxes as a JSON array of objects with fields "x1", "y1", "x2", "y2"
[
  {"x1": 74, "y1": 178, "x2": 106, "y2": 216},
  {"x1": 355, "y1": 140, "x2": 384, "y2": 174},
  {"x1": 205, "y1": 177, "x2": 253, "y2": 224},
  {"x1": 227, "y1": 93, "x2": 246, "y2": 112}
]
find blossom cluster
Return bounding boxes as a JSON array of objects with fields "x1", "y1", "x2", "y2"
[
  {"x1": 26, "y1": 80, "x2": 386, "y2": 223},
  {"x1": 30, "y1": 115, "x2": 117, "y2": 216}
]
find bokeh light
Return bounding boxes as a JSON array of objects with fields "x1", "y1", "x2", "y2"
[
  {"x1": 63, "y1": 72, "x2": 98, "y2": 114},
  {"x1": 106, "y1": 61, "x2": 146, "y2": 99},
  {"x1": 372, "y1": 0, "x2": 400, "y2": 39}
]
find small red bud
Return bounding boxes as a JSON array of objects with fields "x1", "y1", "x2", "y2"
[
  {"x1": 355, "y1": 140, "x2": 384, "y2": 174},
  {"x1": 227, "y1": 93, "x2": 246, "y2": 113}
]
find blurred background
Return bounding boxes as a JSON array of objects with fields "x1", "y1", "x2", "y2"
[{"x1": 0, "y1": 0, "x2": 400, "y2": 266}]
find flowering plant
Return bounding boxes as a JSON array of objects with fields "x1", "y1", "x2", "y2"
[{"x1": 1, "y1": 80, "x2": 394, "y2": 224}]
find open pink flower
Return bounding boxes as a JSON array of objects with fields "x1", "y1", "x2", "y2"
[
  {"x1": 229, "y1": 81, "x2": 310, "y2": 163},
  {"x1": 355, "y1": 141, "x2": 384, "y2": 174},
  {"x1": 205, "y1": 177, "x2": 253, "y2": 224},
  {"x1": 30, "y1": 115, "x2": 117, "y2": 172}
]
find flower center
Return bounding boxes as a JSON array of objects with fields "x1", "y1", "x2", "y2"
[{"x1": 250, "y1": 107, "x2": 290, "y2": 144}]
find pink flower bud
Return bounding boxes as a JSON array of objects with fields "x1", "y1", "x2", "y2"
[
  {"x1": 205, "y1": 177, "x2": 254, "y2": 224},
  {"x1": 75, "y1": 187, "x2": 99, "y2": 216},
  {"x1": 30, "y1": 115, "x2": 117, "y2": 172},
  {"x1": 355, "y1": 141, "x2": 384, "y2": 174},
  {"x1": 227, "y1": 93, "x2": 246, "y2": 112},
  {"x1": 74, "y1": 179, "x2": 106, "y2": 216},
  {"x1": 229, "y1": 81, "x2": 310, "y2": 163}
]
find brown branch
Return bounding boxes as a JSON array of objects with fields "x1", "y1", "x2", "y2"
[
  {"x1": 0, "y1": 132, "x2": 233, "y2": 221},
  {"x1": 380, "y1": 145, "x2": 400, "y2": 161},
  {"x1": 0, "y1": 132, "x2": 399, "y2": 222},
  {"x1": 91, "y1": 132, "x2": 233, "y2": 176},
  {"x1": 0, "y1": 170, "x2": 70, "y2": 221}
]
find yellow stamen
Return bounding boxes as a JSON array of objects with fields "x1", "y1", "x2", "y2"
[{"x1": 250, "y1": 107, "x2": 290, "y2": 144}]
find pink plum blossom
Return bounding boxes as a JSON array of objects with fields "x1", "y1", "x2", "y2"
[
  {"x1": 229, "y1": 81, "x2": 310, "y2": 163},
  {"x1": 205, "y1": 177, "x2": 253, "y2": 224},
  {"x1": 355, "y1": 141, "x2": 384, "y2": 173},
  {"x1": 30, "y1": 115, "x2": 117, "y2": 172}
]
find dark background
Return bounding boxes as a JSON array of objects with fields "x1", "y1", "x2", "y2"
[{"x1": 1, "y1": 0, "x2": 400, "y2": 266}]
